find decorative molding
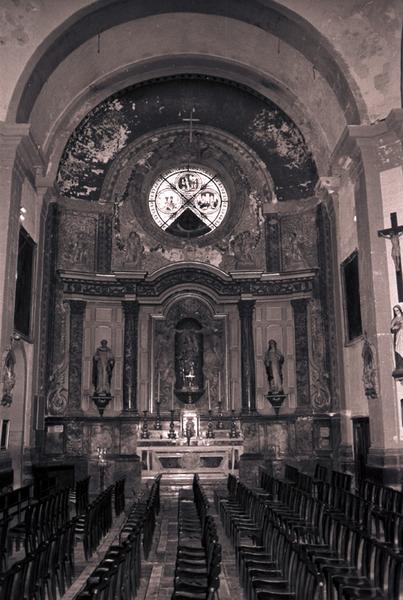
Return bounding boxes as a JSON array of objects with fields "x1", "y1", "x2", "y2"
[{"x1": 61, "y1": 268, "x2": 315, "y2": 298}]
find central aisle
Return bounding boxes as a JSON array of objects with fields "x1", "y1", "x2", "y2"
[{"x1": 143, "y1": 483, "x2": 245, "y2": 600}]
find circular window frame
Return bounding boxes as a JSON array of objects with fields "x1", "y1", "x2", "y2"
[{"x1": 148, "y1": 164, "x2": 230, "y2": 240}]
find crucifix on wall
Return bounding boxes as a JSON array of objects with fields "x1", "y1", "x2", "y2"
[
  {"x1": 378, "y1": 211, "x2": 403, "y2": 302},
  {"x1": 182, "y1": 108, "x2": 200, "y2": 144}
]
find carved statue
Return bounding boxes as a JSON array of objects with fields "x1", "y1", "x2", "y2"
[
  {"x1": 361, "y1": 334, "x2": 377, "y2": 398},
  {"x1": 391, "y1": 304, "x2": 403, "y2": 373},
  {"x1": 264, "y1": 339, "x2": 284, "y2": 394},
  {"x1": 92, "y1": 340, "x2": 115, "y2": 396},
  {"x1": 2, "y1": 347, "x2": 16, "y2": 407}
]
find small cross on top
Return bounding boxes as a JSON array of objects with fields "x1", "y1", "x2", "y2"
[
  {"x1": 182, "y1": 108, "x2": 200, "y2": 144},
  {"x1": 378, "y1": 211, "x2": 403, "y2": 302}
]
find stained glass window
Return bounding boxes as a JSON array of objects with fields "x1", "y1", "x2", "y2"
[{"x1": 148, "y1": 167, "x2": 229, "y2": 238}]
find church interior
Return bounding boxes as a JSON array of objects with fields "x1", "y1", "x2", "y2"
[{"x1": 1, "y1": 1, "x2": 403, "y2": 598}]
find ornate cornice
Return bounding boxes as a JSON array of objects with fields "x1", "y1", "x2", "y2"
[{"x1": 60, "y1": 267, "x2": 315, "y2": 299}]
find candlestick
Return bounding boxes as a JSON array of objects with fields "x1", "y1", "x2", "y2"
[
  {"x1": 128, "y1": 385, "x2": 131, "y2": 410},
  {"x1": 207, "y1": 380, "x2": 211, "y2": 410},
  {"x1": 157, "y1": 372, "x2": 160, "y2": 404},
  {"x1": 231, "y1": 381, "x2": 235, "y2": 410},
  {"x1": 171, "y1": 381, "x2": 174, "y2": 410}
]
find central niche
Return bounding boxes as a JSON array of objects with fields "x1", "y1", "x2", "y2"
[
  {"x1": 174, "y1": 318, "x2": 204, "y2": 403},
  {"x1": 148, "y1": 166, "x2": 229, "y2": 238}
]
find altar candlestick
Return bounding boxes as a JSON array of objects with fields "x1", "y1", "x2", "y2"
[
  {"x1": 128, "y1": 386, "x2": 131, "y2": 410},
  {"x1": 171, "y1": 381, "x2": 174, "y2": 410},
  {"x1": 232, "y1": 381, "x2": 235, "y2": 410},
  {"x1": 208, "y1": 380, "x2": 211, "y2": 410},
  {"x1": 157, "y1": 372, "x2": 160, "y2": 404}
]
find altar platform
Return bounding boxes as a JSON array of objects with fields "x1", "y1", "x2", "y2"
[{"x1": 138, "y1": 435, "x2": 243, "y2": 482}]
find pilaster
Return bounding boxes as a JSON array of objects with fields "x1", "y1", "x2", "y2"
[
  {"x1": 122, "y1": 300, "x2": 140, "y2": 414},
  {"x1": 68, "y1": 300, "x2": 86, "y2": 414},
  {"x1": 333, "y1": 115, "x2": 403, "y2": 481},
  {"x1": 291, "y1": 298, "x2": 310, "y2": 409},
  {"x1": 238, "y1": 299, "x2": 256, "y2": 413}
]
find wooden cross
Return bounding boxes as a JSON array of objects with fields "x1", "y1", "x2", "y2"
[
  {"x1": 182, "y1": 108, "x2": 200, "y2": 144},
  {"x1": 378, "y1": 211, "x2": 403, "y2": 302}
]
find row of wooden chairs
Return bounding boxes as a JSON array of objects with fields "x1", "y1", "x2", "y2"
[
  {"x1": 114, "y1": 478, "x2": 125, "y2": 516},
  {"x1": 256, "y1": 468, "x2": 403, "y2": 599},
  {"x1": 8, "y1": 486, "x2": 70, "y2": 556},
  {"x1": 172, "y1": 474, "x2": 221, "y2": 600},
  {"x1": 75, "y1": 475, "x2": 162, "y2": 599},
  {"x1": 0, "y1": 517, "x2": 76, "y2": 600},
  {"x1": 0, "y1": 484, "x2": 32, "y2": 523},
  {"x1": 120, "y1": 474, "x2": 161, "y2": 556},
  {"x1": 69, "y1": 476, "x2": 91, "y2": 516},
  {"x1": 75, "y1": 485, "x2": 114, "y2": 561}
]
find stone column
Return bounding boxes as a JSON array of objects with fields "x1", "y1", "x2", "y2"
[
  {"x1": 0, "y1": 124, "x2": 42, "y2": 349},
  {"x1": 238, "y1": 299, "x2": 256, "y2": 413},
  {"x1": 122, "y1": 300, "x2": 139, "y2": 413},
  {"x1": 68, "y1": 300, "x2": 86, "y2": 413},
  {"x1": 291, "y1": 298, "x2": 310, "y2": 409},
  {"x1": 344, "y1": 114, "x2": 403, "y2": 482}
]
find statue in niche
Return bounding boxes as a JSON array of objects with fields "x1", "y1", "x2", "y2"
[
  {"x1": 175, "y1": 319, "x2": 204, "y2": 402},
  {"x1": 391, "y1": 305, "x2": 403, "y2": 376},
  {"x1": 264, "y1": 339, "x2": 284, "y2": 394},
  {"x1": 124, "y1": 231, "x2": 144, "y2": 265},
  {"x1": 361, "y1": 333, "x2": 377, "y2": 398},
  {"x1": 92, "y1": 340, "x2": 115, "y2": 396}
]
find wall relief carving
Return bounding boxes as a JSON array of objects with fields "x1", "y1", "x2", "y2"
[
  {"x1": 47, "y1": 290, "x2": 69, "y2": 415},
  {"x1": 281, "y1": 211, "x2": 317, "y2": 271},
  {"x1": 309, "y1": 299, "x2": 331, "y2": 411},
  {"x1": 47, "y1": 362, "x2": 68, "y2": 416},
  {"x1": 65, "y1": 420, "x2": 83, "y2": 455},
  {"x1": 58, "y1": 211, "x2": 96, "y2": 272}
]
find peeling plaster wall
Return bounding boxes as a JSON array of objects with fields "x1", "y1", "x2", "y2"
[
  {"x1": 0, "y1": 0, "x2": 89, "y2": 118},
  {"x1": 56, "y1": 78, "x2": 318, "y2": 202},
  {"x1": 282, "y1": 0, "x2": 403, "y2": 122}
]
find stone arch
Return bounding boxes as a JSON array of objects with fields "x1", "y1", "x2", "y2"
[{"x1": 7, "y1": 0, "x2": 366, "y2": 127}]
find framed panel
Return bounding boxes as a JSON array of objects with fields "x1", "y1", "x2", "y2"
[
  {"x1": 14, "y1": 227, "x2": 36, "y2": 337},
  {"x1": 341, "y1": 250, "x2": 363, "y2": 342}
]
